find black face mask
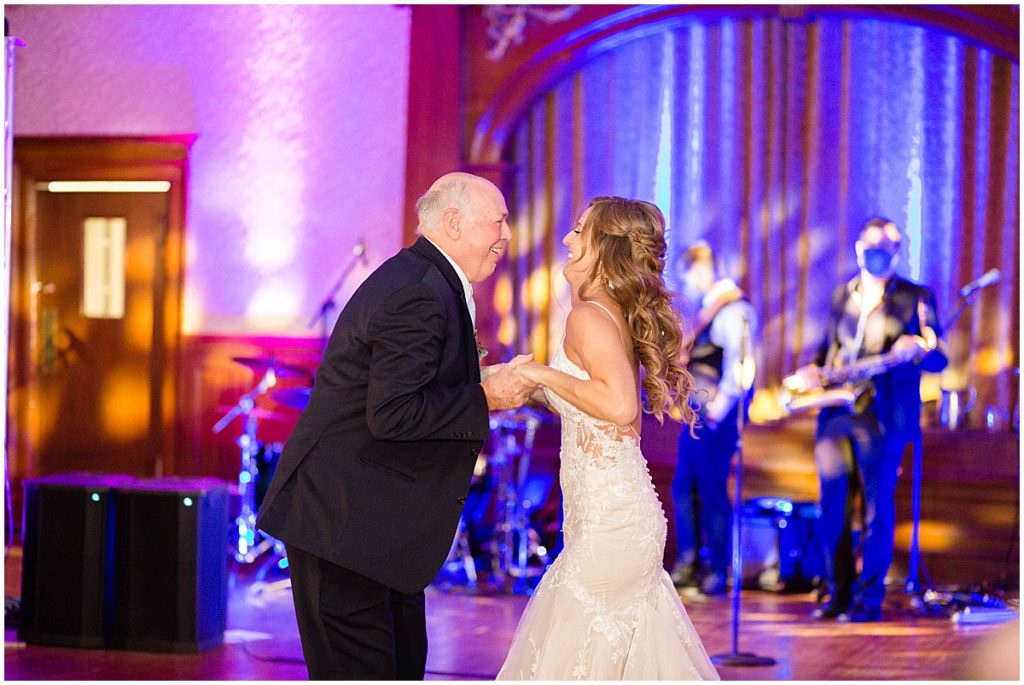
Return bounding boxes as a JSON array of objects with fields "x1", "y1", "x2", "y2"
[{"x1": 862, "y1": 248, "x2": 897, "y2": 277}]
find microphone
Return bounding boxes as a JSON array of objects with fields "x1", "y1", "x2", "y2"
[
  {"x1": 353, "y1": 239, "x2": 367, "y2": 264},
  {"x1": 959, "y1": 268, "x2": 1001, "y2": 297}
]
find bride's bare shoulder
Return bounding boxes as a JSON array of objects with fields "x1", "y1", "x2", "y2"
[
  {"x1": 565, "y1": 302, "x2": 627, "y2": 361},
  {"x1": 565, "y1": 303, "x2": 610, "y2": 343}
]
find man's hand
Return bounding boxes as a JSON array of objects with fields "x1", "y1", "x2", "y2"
[
  {"x1": 482, "y1": 354, "x2": 538, "y2": 410},
  {"x1": 479, "y1": 363, "x2": 502, "y2": 383},
  {"x1": 784, "y1": 364, "x2": 822, "y2": 393},
  {"x1": 703, "y1": 391, "x2": 738, "y2": 432},
  {"x1": 892, "y1": 333, "x2": 928, "y2": 355}
]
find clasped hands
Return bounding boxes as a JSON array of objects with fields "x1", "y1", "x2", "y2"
[{"x1": 481, "y1": 356, "x2": 548, "y2": 411}]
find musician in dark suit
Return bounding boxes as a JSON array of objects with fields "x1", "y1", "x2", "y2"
[
  {"x1": 792, "y1": 217, "x2": 947, "y2": 622},
  {"x1": 256, "y1": 172, "x2": 536, "y2": 679}
]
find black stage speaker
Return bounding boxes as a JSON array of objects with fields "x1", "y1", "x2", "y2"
[
  {"x1": 19, "y1": 473, "x2": 136, "y2": 647},
  {"x1": 741, "y1": 497, "x2": 826, "y2": 592},
  {"x1": 110, "y1": 477, "x2": 228, "y2": 652}
]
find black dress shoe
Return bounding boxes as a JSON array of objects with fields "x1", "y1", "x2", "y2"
[
  {"x1": 811, "y1": 600, "x2": 849, "y2": 620},
  {"x1": 670, "y1": 563, "x2": 698, "y2": 588},
  {"x1": 843, "y1": 605, "x2": 883, "y2": 623},
  {"x1": 699, "y1": 573, "x2": 727, "y2": 596}
]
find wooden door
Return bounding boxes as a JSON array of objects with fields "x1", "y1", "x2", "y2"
[
  {"x1": 10, "y1": 138, "x2": 190, "y2": 501},
  {"x1": 35, "y1": 190, "x2": 169, "y2": 476}
]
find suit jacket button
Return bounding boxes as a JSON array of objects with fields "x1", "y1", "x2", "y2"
[{"x1": 457, "y1": 496, "x2": 466, "y2": 504}]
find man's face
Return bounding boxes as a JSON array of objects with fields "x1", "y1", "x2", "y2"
[
  {"x1": 457, "y1": 183, "x2": 511, "y2": 283},
  {"x1": 856, "y1": 224, "x2": 901, "y2": 279},
  {"x1": 681, "y1": 261, "x2": 713, "y2": 304}
]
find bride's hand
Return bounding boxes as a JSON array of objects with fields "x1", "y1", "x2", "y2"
[
  {"x1": 482, "y1": 353, "x2": 534, "y2": 382},
  {"x1": 515, "y1": 361, "x2": 547, "y2": 385}
]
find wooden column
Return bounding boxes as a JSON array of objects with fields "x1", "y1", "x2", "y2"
[{"x1": 402, "y1": 6, "x2": 462, "y2": 246}]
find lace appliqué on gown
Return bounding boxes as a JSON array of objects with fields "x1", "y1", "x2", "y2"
[{"x1": 496, "y1": 345, "x2": 720, "y2": 680}]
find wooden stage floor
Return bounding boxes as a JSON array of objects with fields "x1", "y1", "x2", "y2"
[{"x1": 4, "y1": 547, "x2": 1018, "y2": 681}]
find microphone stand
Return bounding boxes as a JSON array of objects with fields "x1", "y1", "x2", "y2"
[
  {"x1": 712, "y1": 315, "x2": 776, "y2": 668},
  {"x1": 905, "y1": 274, "x2": 997, "y2": 601},
  {"x1": 308, "y1": 244, "x2": 366, "y2": 353}
]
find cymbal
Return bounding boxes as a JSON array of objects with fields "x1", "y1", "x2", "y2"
[
  {"x1": 271, "y1": 387, "x2": 312, "y2": 410},
  {"x1": 215, "y1": 406, "x2": 291, "y2": 422},
  {"x1": 232, "y1": 355, "x2": 312, "y2": 380}
]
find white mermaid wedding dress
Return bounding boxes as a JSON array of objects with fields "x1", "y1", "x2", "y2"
[{"x1": 496, "y1": 340, "x2": 720, "y2": 680}]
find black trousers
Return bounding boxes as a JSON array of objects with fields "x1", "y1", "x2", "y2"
[
  {"x1": 672, "y1": 405, "x2": 739, "y2": 576},
  {"x1": 285, "y1": 545, "x2": 428, "y2": 680},
  {"x1": 814, "y1": 407, "x2": 906, "y2": 610}
]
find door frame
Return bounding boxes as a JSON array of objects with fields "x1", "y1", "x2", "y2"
[{"x1": 11, "y1": 136, "x2": 192, "y2": 492}]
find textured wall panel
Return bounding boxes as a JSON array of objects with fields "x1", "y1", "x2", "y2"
[{"x1": 8, "y1": 4, "x2": 411, "y2": 334}]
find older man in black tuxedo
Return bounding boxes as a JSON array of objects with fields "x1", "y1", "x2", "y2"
[{"x1": 257, "y1": 172, "x2": 535, "y2": 680}]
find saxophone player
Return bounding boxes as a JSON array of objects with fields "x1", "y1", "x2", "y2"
[{"x1": 791, "y1": 217, "x2": 947, "y2": 622}]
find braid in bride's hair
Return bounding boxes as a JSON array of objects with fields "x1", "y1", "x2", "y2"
[{"x1": 577, "y1": 197, "x2": 696, "y2": 427}]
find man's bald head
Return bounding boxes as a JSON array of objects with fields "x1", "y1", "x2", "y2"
[
  {"x1": 416, "y1": 172, "x2": 500, "y2": 233},
  {"x1": 414, "y1": 172, "x2": 511, "y2": 283}
]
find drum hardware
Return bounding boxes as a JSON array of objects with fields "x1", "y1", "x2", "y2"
[
  {"x1": 939, "y1": 386, "x2": 976, "y2": 429},
  {"x1": 214, "y1": 356, "x2": 295, "y2": 576},
  {"x1": 270, "y1": 386, "x2": 312, "y2": 410},
  {"x1": 215, "y1": 406, "x2": 290, "y2": 423},
  {"x1": 437, "y1": 406, "x2": 556, "y2": 595},
  {"x1": 439, "y1": 452, "x2": 491, "y2": 589},
  {"x1": 488, "y1": 408, "x2": 553, "y2": 595},
  {"x1": 442, "y1": 516, "x2": 479, "y2": 590},
  {"x1": 231, "y1": 355, "x2": 312, "y2": 381},
  {"x1": 254, "y1": 442, "x2": 283, "y2": 512}
]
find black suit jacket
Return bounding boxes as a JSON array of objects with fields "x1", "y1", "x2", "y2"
[
  {"x1": 257, "y1": 238, "x2": 490, "y2": 594},
  {"x1": 815, "y1": 275, "x2": 947, "y2": 441}
]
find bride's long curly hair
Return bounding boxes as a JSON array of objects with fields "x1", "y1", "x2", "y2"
[{"x1": 576, "y1": 197, "x2": 696, "y2": 427}]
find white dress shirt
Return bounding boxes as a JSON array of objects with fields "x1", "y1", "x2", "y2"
[{"x1": 702, "y1": 278, "x2": 757, "y2": 422}]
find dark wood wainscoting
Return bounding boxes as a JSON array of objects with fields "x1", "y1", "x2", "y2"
[
  {"x1": 176, "y1": 334, "x2": 322, "y2": 484},
  {"x1": 526, "y1": 414, "x2": 1018, "y2": 589},
  {"x1": 178, "y1": 338, "x2": 1017, "y2": 589}
]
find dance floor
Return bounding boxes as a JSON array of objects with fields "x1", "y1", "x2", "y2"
[{"x1": 4, "y1": 547, "x2": 1016, "y2": 681}]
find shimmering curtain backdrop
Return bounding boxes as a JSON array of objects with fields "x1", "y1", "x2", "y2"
[{"x1": 500, "y1": 13, "x2": 1019, "y2": 424}]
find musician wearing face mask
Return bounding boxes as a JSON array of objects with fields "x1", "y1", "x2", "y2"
[
  {"x1": 671, "y1": 241, "x2": 757, "y2": 596},
  {"x1": 790, "y1": 217, "x2": 947, "y2": 623}
]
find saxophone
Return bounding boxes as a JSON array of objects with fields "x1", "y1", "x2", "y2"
[{"x1": 780, "y1": 346, "x2": 923, "y2": 414}]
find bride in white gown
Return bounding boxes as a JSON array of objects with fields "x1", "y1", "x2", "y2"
[{"x1": 497, "y1": 197, "x2": 719, "y2": 681}]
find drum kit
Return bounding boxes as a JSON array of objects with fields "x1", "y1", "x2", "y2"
[
  {"x1": 440, "y1": 406, "x2": 557, "y2": 595},
  {"x1": 214, "y1": 353, "x2": 558, "y2": 593},
  {"x1": 213, "y1": 354, "x2": 312, "y2": 578}
]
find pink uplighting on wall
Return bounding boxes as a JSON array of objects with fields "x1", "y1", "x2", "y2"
[{"x1": 9, "y1": 4, "x2": 412, "y2": 335}]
